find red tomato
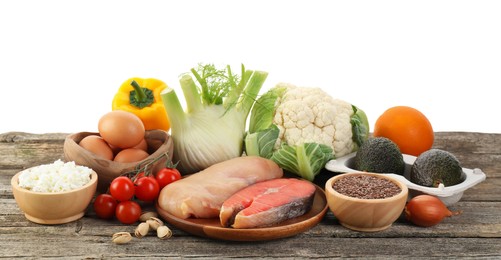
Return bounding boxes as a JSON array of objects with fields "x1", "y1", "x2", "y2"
[
  {"x1": 109, "y1": 176, "x2": 135, "y2": 202},
  {"x1": 134, "y1": 176, "x2": 160, "y2": 202},
  {"x1": 115, "y1": 200, "x2": 141, "y2": 224},
  {"x1": 155, "y1": 168, "x2": 181, "y2": 190},
  {"x1": 93, "y1": 194, "x2": 117, "y2": 219}
]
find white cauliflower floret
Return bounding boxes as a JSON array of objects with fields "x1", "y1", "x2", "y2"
[{"x1": 273, "y1": 83, "x2": 355, "y2": 157}]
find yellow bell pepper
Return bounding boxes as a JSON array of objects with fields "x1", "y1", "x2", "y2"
[{"x1": 112, "y1": 77, "x2": 170, "y2": 131}]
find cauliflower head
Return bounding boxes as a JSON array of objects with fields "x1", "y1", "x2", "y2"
[
  {"x1": 272, "y1": 83, "x2": 356, "y2": 157},
  {"x1": 245, "y1": 83, "x2": 369, "y2": 181}
]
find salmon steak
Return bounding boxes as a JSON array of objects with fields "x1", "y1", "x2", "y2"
[{"x1": 219, "y1": 178, "x2": 316, "y2": 229}]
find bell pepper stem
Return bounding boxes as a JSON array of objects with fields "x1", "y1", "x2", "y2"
[{"x1": 131, "y1": 80, "x2": 147, "y2": 102}]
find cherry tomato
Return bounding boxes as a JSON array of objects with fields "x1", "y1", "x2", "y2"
[
  {"x1": 109, "y1": 176, "x2": 135, "y2": 202},
  {"x1": 93, "y1": 194, "x2": 117, "y2": 219},
  {"x1": 155, "y1": 168, "x2": 181, "y2": 190},
  {"x1": 134, "y1": 176, "x2": 160, "y2": 202},
  {"x1": 115, "y1": 200, "x2": 141, "y2": 224}
]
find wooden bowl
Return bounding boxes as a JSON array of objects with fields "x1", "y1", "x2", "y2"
[
  {"x1": 11, "y1": 170, "x2": 98, "y2": 224},
  {"x1": 325, "y1": 172, "x2": 408, "y2": 232},
  {"x1": 63, "y1": 130, "x2": 173, "y2": 193}
]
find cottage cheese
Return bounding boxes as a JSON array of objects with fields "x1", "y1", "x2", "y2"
[{"x1": 18, "y1": 160, "x2": 93, "y2": 193}]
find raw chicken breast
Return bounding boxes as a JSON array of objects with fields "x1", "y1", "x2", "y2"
[
  {"x1": 157, "y1": 156, "x2": 283, "y2": 219},
  {"x1": 220, "y1": 178, "x2": 316, "y2": 228}
]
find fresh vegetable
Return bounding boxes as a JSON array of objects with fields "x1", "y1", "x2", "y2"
[
  {"x1": 354, "y1": 137, "x2": 405, "y2": 175},
  {"x1": 155, "y1": 167, "x2": 181, "y2": 190},
  {"x1": 110, "y1": 176, "x2": 135, "y2": 202},
  {"x1": 134, "y1": 176, "x2": 160, "y2": 202},
  {"x1": 93, "y1": 194, "x2": 118, "y2": 220},
  {"x1": 115, "y1": 200, "x2": 141, "y2": 224},
  {"x1": 374, "y1": 106, "x2": 434, "y2": 156},
  {"x1": 405, "y1": 195, "x2": 461, "y2": 227},
  {"x1": 112, "y1": 77, "x2": 170, "y2": 131},
  {"x1": 98, "y1": 110, "x2": 145, "y2": 149},
  {"x1": 411, "y1": 149, "x2": 466, "y2": 187},
  {"x1": 93, "y1": 153, "x2": 179, "y2": 223},
  {"x1": 160, "y1": 64, "x2": 268, "y2": 174},
  {"x1": 245, "y1": 83, "x2": 370, "y2": 181}
]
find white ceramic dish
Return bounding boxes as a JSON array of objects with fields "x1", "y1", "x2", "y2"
[{"x1": 325, "y1": 152, "x2": 486, "y2": 206}]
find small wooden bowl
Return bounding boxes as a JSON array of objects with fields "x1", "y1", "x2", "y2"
[
  {"x1": 11, "y1": 170, "x2": 98, "y2": 224},
  {"x1": 63, "y1": 130, "x2": 173, "y2": 193},
  {"x1": 325, "y1": 172, "x2": 408, "y2": 232}
]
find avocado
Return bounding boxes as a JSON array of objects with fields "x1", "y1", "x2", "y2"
[
  {"x1": 354, "y1": 137, "x2": 405, "y2": 175},
  {"x1": 410, "y1": 149, "x2": 466, "y2": 187}
]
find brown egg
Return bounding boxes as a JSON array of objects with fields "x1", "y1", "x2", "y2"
[
  {"x1": 79, "y1": 135, "x2": 114, "y2": 160},
  {"x1": 114, "y1": 148, "x2": 149, "y2": 163},
  {"x1": 108, "y1": 143, "x2": 122, "y2": 156},
  {"x1": 98, "y1": 110, "x2": 145, "y2": 149},
  {"x1": 132, "y1": 138, "x2": 148, "y2": 153}
]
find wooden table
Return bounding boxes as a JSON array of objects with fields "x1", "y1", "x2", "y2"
[{"x1": 1, "y1": 132, "x2": 500, "y2": 259}]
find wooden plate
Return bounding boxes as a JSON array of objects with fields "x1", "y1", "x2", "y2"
[{"x1": 155, "y1": 185, "x2": 328, "y2": 241}]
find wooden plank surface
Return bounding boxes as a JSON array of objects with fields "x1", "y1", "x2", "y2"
[{"x1": 1, "y1": 131, "x2": 500, "y2": 259}]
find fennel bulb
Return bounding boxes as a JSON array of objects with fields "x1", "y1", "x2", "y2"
[{"x1": 161, "y1": 64, "x2": 268, "y2": 174}]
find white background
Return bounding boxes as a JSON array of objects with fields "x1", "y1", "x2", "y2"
[{"x1": 1, "y1": 0, "x2": 500, "y2": 134}]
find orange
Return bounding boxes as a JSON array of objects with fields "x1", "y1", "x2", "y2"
[{"x1": 373, "y1": 106, "x2": 434, "y2": 156}]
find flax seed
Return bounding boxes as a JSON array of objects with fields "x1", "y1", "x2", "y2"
[{"x1": 333, "y1": 175, "x2": 401, "y2": 199}]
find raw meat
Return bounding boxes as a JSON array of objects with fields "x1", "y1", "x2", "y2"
[
  {"x1": 157, "y1": 156, "x2": 283, "y2": 219},
  {"x1": 220, "y1": 178, "x2": 316, "y2": 228}
]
